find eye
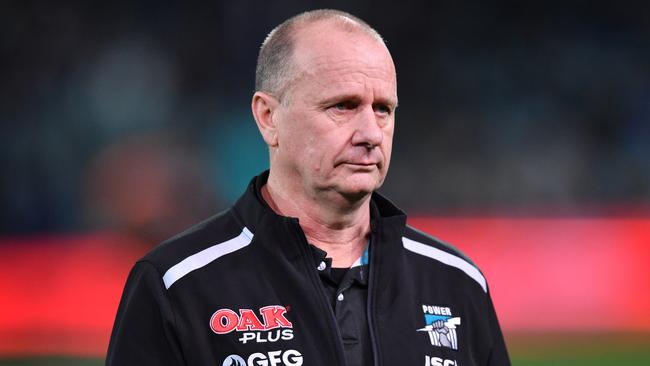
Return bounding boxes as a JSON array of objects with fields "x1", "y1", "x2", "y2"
[
  {"x1": 373, "y1": 104, "x2": 392, "y2": 116},
  {"x1": 330, "y1": 100, "x2": 357, "y2": 112}
]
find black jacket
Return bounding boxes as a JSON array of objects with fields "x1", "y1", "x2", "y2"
[{"x1": 106, "y1": 172, "x2": 510, "y2": 366}]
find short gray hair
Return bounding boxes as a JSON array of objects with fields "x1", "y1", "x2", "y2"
[{"x1": 255, "y1": 9, "x2": 384, "y2": 100}]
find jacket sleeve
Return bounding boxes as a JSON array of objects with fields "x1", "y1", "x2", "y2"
[
  {"x1": 106, "y1": 261, "x2": 185, "y2": 366},
  {"x1": 485, "y1": 290, "x2": 511, "y2": 366}
]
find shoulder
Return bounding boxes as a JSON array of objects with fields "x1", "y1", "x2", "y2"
[
  {"x1": 402, "y1": 225, "x2": 477, "y2": 265},
  {"x1": 401, "y1": 225, "x2": 487, "y2": 293},
  {"x1": 139, "y1": 208, "x2": 252, "y2": 286}
]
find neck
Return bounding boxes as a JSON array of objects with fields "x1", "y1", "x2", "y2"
[{"x1": 262, "y1": 170, "x2": 372, "y2": 268}]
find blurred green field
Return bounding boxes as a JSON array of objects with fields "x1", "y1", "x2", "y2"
[
  {"x1": 507, "y1": 332, "x2": 650, "y2": 366},
  {"x1": 1, "y1": 333, "x2": 648, "y2": 366}
]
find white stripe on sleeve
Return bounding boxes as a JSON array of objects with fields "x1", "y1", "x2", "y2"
[
  {"x1": 402, "y1": 236, "x2": 487, "y2": 293},
  {"x1": 162, "y1": 227, "x2": 253, "y2": 289}
]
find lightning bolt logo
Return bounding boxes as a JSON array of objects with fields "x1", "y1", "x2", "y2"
[{"x1": 418, "y1": 313, "x2": 461, "y2": 350}]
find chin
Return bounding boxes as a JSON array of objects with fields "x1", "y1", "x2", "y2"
[{"x1": 337, "y1": 174, "x2": 383, "y2": 199}]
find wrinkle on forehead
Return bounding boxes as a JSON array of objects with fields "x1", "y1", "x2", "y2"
[
  {"x1": 304, "y1": 46, "x2": 394, "y2": 81},
  {"x1": 308, "y1": 57, "x2": 395, "y2": 79},
  {"x1": 298, "y1": 59, "x2": 397, "y2": 104}
]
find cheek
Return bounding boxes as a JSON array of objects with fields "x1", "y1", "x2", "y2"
[
  {"x1": 381, "y1": 130, "x2": 394, "y2": 166},
  {"x1": 277, "y1": 113, "x2": 307, "y2": 152},
  {"x1": 305, "y1": 137, "x2": 337, "y2": 174},
  {"x1": 280, "y1": 124, "x2": 328, "y2": 171},
  {"x1": 302, "y1": 137, "x2": 320, "y2": 165},
  {"x1": 383, "y1": 130, "x2": 394, "y2": 153}
]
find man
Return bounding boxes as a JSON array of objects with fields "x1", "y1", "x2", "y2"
[{"x1": 106, "y1": 9, "x2": 510, "y2": 366}]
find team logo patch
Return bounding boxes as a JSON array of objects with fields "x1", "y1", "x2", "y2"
[
  {"x1": 210, "y1": 305, "x2": 294, "y2": 344},
  {"x1": 418, "y1": 304, "x2": 461, "y2": 351}
]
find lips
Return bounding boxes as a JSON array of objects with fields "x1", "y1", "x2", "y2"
[
  {"x1": 334, "y1": 146, "x2": 385, "y2": 170},
  {"x1": 343, "y1": 161, "x2": 378, "y2": 167},
  {"x1": 338, "y1": 158, "x2": 382, "y2": 169}
]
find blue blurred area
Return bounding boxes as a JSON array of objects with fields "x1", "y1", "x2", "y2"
[{"x1": 1, "y1": 1, "x2": 649, "y2": 239}]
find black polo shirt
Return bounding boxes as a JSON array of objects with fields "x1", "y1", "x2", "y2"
[{"x1": 310, "y1": 244, "x2": 373, "y2": 366}]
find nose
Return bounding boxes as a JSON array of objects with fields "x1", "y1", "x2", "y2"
[{"x1": 351, "y1": 105, "x2": 383, "y2": 148}]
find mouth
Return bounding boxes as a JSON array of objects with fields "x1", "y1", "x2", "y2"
[{"x1": 340, "y1": 162, "x2": 380, "y2": 170}]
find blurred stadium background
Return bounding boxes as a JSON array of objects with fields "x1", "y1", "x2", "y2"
[{"x1": 1, "y1": 1, "x2": 649, "y2": 365}]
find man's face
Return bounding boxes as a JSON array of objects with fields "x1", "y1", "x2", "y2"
[{"x1": 272, "y1": 22, "x2": 397, "y2": 201}]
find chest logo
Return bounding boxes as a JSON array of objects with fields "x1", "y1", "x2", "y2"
[
  {"x1": 222, "y1": 350, "x2": 303, "y2": 366},
  {"x1": 418, "y1": 304, "x2": 461, "y2": 351},
  {"x1": 210, "y1": 305, "x2": 293, "y2": 334},
  {"x1": 210, "y1": 305, "x2": 294, "y2": 344}
]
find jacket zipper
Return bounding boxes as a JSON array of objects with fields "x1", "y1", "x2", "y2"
[
  {"x1": 367, "y1": 229, "x2": 381, "y2": 366},
  {"x1": 287, "y1": 218, "x2": 348, "y2": 366}
]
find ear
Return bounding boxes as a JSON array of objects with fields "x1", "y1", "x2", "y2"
[{"x1": 251, "y1": 91, "x2": 280, "y2": 147}]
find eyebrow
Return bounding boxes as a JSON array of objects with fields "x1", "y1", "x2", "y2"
[
  {"x1": 318, "y1": 93, "x2": 398, "y2": 108},
  {"x1": 376, "y1": 95, "x2": 398, "y2": 109},
  {"x1": 318, "y1": 94, "x2": 362, "y2": 106}
]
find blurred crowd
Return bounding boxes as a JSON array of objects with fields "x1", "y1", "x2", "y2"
[{"x1": 1, "y1": 1, "x2": 648, "y2": 242}]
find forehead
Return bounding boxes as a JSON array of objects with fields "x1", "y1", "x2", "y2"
[{"x1": 289, "y1": 22, "x2": 397, "y2": 101}]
